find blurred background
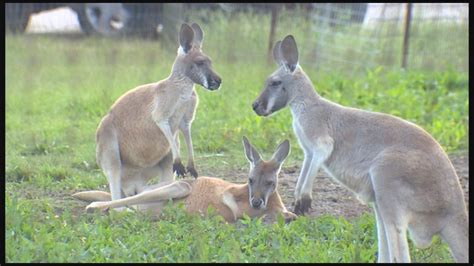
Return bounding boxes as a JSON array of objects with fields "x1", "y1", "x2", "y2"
[
  {"x1": 5, "y1": 2, "x2": 469, "y2": 161},
  {"x1": 5, "y1": 3, "x2": 469, "y2": 74}
]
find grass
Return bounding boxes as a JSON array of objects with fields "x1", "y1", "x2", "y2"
[
  {"x1": 5, "y1": 194, "x2": 453, "y2": 263},
  {"x1": 5, "y1": 7, "x2": 468, "y2": 263}
]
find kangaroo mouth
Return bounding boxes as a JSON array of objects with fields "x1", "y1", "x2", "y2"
[
  {"x1": 251, "y1": 204, "x2": 266, "y2": 210},
  {"x1": 207, "y1": 85, "x2": 220, "y2": 91},
  {"x1": 258, "y1": 110, "x2": 273, "y2": 117},
  {"x1": 253, "y1": 108, "x2": 272, "y2": 117}
]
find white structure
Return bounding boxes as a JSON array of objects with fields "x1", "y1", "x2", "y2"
[
  {"x1": 27, "y1": 7, "x2": 81, "y2": 33},
  {"x1": 363, "y1": 3, "x2": 469, "y2": 26}
]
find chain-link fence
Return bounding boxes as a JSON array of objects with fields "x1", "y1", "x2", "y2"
[{"x1": 5, "y1": 3, "x2": 468, "y2": 74}]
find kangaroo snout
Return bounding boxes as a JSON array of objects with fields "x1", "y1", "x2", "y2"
[
  {"x1": 207, "y1": 75, "x2": 222, "y2": 90},
  {"x1": 252, "y1": 100, "x2": 269, "y2": 117},
  {"x1": 252, "y1": 101, "x2": 259, "y2": 111},
  {"x1": 250, "y1": 197, "x2": 264, "y2": 209}
]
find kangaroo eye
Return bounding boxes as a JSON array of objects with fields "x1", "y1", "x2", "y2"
[
  {"x1": 271, "y1": 81, "x2": 282, "y2": 86},
  {"x1": 266, "y1": 181, "x2": 274, "y2": 186},
  {"x1": 196, "y1": 61, "x2": 205, "y2": 66}
]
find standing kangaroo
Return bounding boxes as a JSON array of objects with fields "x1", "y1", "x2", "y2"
[
  {"x1": 96, "y1": 23, "x2": 221, "y2": 202},
  {"x1": 252, "y1": 35, "x2": 468, "y2": 262},
  {"x1": 74, "y1": 137, "x2": 297, "y2": 223}
]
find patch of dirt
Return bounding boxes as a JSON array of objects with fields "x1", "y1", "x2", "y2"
[{"x1": 222, "y1": 153, "x2": 469, "y2": 219}]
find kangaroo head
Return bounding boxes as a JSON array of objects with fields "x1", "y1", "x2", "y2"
[
  {"x1": 253, "y1": 35, "x2": 302, "y2": 116},
  {"x1": 174, "y1": 23, "x2": 222, "y2": 90},
  {"x1": 242, "y1": 136, "x2": 290, "y2": 210}
]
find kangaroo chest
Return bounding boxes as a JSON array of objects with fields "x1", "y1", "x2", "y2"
[
  {"x1": 168, "y1": 102, "x2": 188, "y2": 132},
  {"x1": 164, "y1": 90, "x2": 195, "y2": 133},
  {"x1": 292, "y1": 113, "x2": 374, "y2": 204},
  {"x1": 292, "y1": 117, "x2": 334, "y2": 178},
  {"x1": 292, "y1": 118, "x2": 314, "y2": 152}
]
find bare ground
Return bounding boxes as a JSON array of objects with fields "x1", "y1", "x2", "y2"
[{"x1": 220, "y1": 152, "x2": 469, "y2": 219}]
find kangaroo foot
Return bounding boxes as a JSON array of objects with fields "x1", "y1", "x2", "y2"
[
  {"x1": 294, "y1": 195, "x2": 312, "y2": 215},
  {"x1": 86, "y1": 201, "x2": 110, "y2": 213}
]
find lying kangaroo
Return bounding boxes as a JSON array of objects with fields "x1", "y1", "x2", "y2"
[
  {"x1": 252, "y1": 35, "x2": 468, "y2": 262},
  {"x1": 73, "y1": 137, "x2": 297, "y2": 223},
  {"x1": 96, "y1": 23, "x2": 221, "y2": 202}
]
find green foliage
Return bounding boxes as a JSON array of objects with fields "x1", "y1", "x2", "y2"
[
  {"x1": 5, "y1": 8, "x2": 466, "y2": 263},
  {"x1": 5, "y1": 195, "x2": 454, "y2": 262}
]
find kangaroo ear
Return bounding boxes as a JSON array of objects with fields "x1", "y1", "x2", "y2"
[
  {"x1": 271, "y1": 139, "x2": 290, "y2": 165},
  {"x1": 242, "y1": 136, "x2": 262, "y2": 165},
  {"x1": 191, "y1": 23, "x2": 204, "y2": 47},
  {"x1": 280, "y1": 35, "x2": 299, "y2": 73},
  {"x1": 273, "y1": 40, "x2": 283, "y2": 66},
  {"x1": 179, "y1": 23, "x2": 194, "y2": 53}
]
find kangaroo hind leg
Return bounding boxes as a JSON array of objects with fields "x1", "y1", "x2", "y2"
[
  {"x1": 96, "y1": 114, "x2": 123, "y2": 201},
  {"x1": 440, "y1": 212, "x2": 469, "y2": 263},
  {"x1": 370, "y1": 167, "x2": 411, "y2": 262}
]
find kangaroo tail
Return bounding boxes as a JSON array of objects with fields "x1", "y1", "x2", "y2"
[{"x1": 72, "y1": 190, "x2": 112, "y2": 202}]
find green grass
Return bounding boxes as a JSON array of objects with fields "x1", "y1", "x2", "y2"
[
  {"x1": 5, "y1": 8, "x2": 467, "y2": 263},
  {"x1": 6, "y1": 194, "x2": 453, "y2": 263}
]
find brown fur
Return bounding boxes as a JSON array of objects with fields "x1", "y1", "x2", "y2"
[
  {"x1": 95, "y1": 23, "x2": 221, "y2": 201},
  {"x1": 182, "y1": 177, "x2": 291, "y2": 222},
  {"x1": 73, "y1": 176, "x2": 294, "y2": 223},
  {"x1": 74, "y1": 137, "x2": 296, "y2": 223}
]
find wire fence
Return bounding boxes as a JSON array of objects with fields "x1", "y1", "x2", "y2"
[
  {"x1": 5, "y1": 3, "x2": 469, "y2": 74},
  {"x1": 308, "y1": 3, "x2": 468, "y2": 73}
]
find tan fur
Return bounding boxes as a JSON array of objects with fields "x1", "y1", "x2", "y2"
[
  {"x1": 95, "y1": 23, "x2": 221, "y2": 201},
  {"x1": 74, "y1": 137, "x2": 296, "y2": 223},
  {"x1": 98, "y1": 79, "x2": 198, "y2": 168},
  {"x1": 73, "y1": 177, "x2": 293, "y2": 223},
  {"x1": 183, "y1": 176, "x2": 291, "y2": 222},
  {"x1": 252, "y1": 35, "x2": 468, "y2": 263}
]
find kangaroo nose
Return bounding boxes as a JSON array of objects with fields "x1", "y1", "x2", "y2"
[
  {"x1": 252, "y1": 101, "x2": 259, "y2": 111},
  {"x1": 208, "y1": 76, "x2": 222, "y2": 90},
  {"x1": 251, "y1": 198, "x2": 263, "y2": 208}
]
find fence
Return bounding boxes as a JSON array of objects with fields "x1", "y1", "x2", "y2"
[
  {"x1": 5, "y1": 3, "x2": 468, "y2": 74},
  {"x1": 308, "y1": 3, "x2": 468, "y2": 73}
]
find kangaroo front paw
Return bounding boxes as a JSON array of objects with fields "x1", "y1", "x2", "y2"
[
  {"x1": 294, "y1": 196, "x2": 312, "y2": 215},
  {"x1": 283, "y1": 211, "x2": 298, "y2": 223},
  {"x1": 187, "y1": 165, "x2": 198, "y2": 178},
  {"x1": 173, "y1": 160, "x2": 187, "y2": 178}
]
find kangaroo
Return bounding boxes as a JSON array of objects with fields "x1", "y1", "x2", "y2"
[
  {"x1": 96, "y1": 23, "x2": 222, "y2": 203},
  {"x1": 251, "y1": 35, "x2": 468, "y2": 263},
  {"x1": 73, "y1": 136, "x2": 297, "y2": 223}
]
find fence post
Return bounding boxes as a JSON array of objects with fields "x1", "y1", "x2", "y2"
[
  {"x1": 401, "y1": 3, "x2": 412, "y2": 69},
  {"x1": 267, "y1": 4, "x2": 279, "y2": 64}
]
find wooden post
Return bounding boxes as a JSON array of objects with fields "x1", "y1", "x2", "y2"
[
  {"x1": 401, "y1": 3, "x2": 413, "y2": 69},
  {"x1": 267, "y1": 4, "x2": 279, "y2": 64}
]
